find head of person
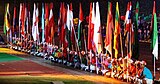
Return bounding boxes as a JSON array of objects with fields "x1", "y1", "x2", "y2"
[{"x1": 140, "y1": 60, "x2": 147, "y2": 68}]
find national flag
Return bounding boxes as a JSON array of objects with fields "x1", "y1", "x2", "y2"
[
  {"x1": 124, "y1": 2, "x2": 132, "y2": 32},
  {"x1": 93, "y1": 2, "x2": 102, "y2": 54},
  {"x1": 114, "y1": 2, "x2": 120, "y2": 59},
  {"x1": 58, "y1": 3, "x2": 62, "y2": 45},
  {"x1": 61, "y1": 3, "x2": 68, "y2": 51},
  {"x1": 66, "y1": 4, "x2": 71, "y2": 48},
  {"x1": 49, "y1": 3, "x2": 54, "y2": 44},
  {"x1": 24, "y1": 4, "x2": 29, "y2": 35},
  {"x1": 42, "y1": 3, "x2": 45, "y2": 43},
  {"x1": 104, "y1": 2, "x2": 113, "y2": 55},
  {"x1": 21, "y1": 3, "x2": 25, "y2": 37},
  {"x1": 45, "y1": 3, "x2": 49, "y2": 43},
  {"x1": 152, "y1": 1, "x2": 158, "y2": 60},
  {"x1": 88, "y1": 3, "x2": 93, "y2": 50},
  {"x1": 78, "y1": 3, "x2": 83, "y2": 50},
  {"x1": 69, "y1": 3, "x2": 76, "y2": 46},
  {"x1": 3, "y1": 3, "x2": 10, "y2": 34},
  {"x1": 150, "y1": 1, "x2": 156, "y2": 37},
  {"x1": 32, "y1": 3, "x2": 39, "y2": 41}
]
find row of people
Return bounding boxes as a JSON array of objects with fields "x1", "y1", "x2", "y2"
[{"x1": 10, "y1": 37, "x2": 153, "y2": 84}]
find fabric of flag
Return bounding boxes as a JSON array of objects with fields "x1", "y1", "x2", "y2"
[
  {"x1": 21, "y1": 3, "x2": 25, "y2": 37},
  {"x1": 150, "y1": 1, "x2": 156, "y2": 35},
  {"x1": 125, "y1": 2, "x2": 132, "y2": 32},
  {"x1": 45, "y1": 3, "x2": 49, "y2": 43},
  {"x1": 135, "y1": 2, "x2": 139, "y2": 28},
  {"x1": 24, "y1": 4, "x2": 29, "y2": 35},
  {"x1": 61, "y1": 3, "x2": 68, "y2": 51},
  {"x1": 152, "y1": 1, "x2": 158, "y2": 60},
  {"x1": 13, "y1": 6, "x2": 16, "y2": 36},
  {"x1": 69, "y1": 3, "x2": 76, "y2": 46},
  {"x1": 19, "y1": 3, "x2": 22, "y2": 38},
  {"x1": 88, "y1": 3, "x2": 93, "y2": 50},
  {"x1": 3, "y1": 3, "x2": 10, "y2": 34},
  {"x1": 78, "y1": 3, "x2": 83, "y2": 50},
  {"x1": 32, "y1": 3, "x2": 39, "y2": 41},
  {"x1": 58, "y1": 3, "x2": 62, "y2": 45},
  {"x1": 49, "y1": 3, "x2": 54, "y2": 44},
  {"x1": 114, "y1": 2, "x2": 120, "y2": 59},
  {"x1": 104, "y1": 2, "x2": 113, "y2": 55},
  {"x1": 66, "y1": 4, "x2": 71, "y2": 48},
  {"x1": 42, "y1": 3, "x2": 45, "y2": 43},
  {"x1": 93, "y1": 2, "x2": 102, "y2": 54}
]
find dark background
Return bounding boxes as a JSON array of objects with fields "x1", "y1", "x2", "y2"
[{"x1": 0, "y1": 0, "x2": 160, "y2": 26}]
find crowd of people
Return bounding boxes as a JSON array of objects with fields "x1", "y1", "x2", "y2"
[{"x1": 8, "y1": 36, "x2": 153, "y2": 84}]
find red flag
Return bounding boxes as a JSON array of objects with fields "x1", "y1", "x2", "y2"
[
  {"x1": 61, "y1": 3, "x2": 68, "y2": 49},
  {"x1": 45, "y1": 3, "x2": 49, "y2": 42},
  {"x1": 21, "y1": 3, "x2": 25, "y2": 37},
  {"x1": 104, "y1": 2, "x2": 114, "y2": 55},
  {"x1": 49, "y1": 3, "x2": 54, "y2": 44},
  {"x1": 69, "y1": 3, "x2": 75, "y2": 44},
  {"x1": 58, "y1": 3, "x2": 62, "y2": 45}
]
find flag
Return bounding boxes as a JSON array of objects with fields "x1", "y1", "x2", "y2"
[
  {"x1": 32, "y1": 3, "x2": 39, "y2": 41},
  {"x1": 69, "y1": 3, "x2": 76, "y2": 46},
  {"x1": 124, "y1": 2, "x2": 133, "y2": 58},
  {"x1": 125, "y1": 2, "x2": 132, "y2": 32},
  {"x1": 93, "y1": 2, "x2": 102, "y2": 54},
  {"x1": 58, "y1": 3, "x2": 62, "y2": 45},
  {"x1": 104, "y1": 2, "x2": 113, "y2": 55},
  {"x1": 88, "y1": 3, "x2": 93, "y2": 50},
  {"x1": 13, "y1": 5, "x2": 16, "y2": 36},
  {"x1": 78, "y1": 3, "x2": 83, "y2": 50},
  {"x1": 24, "y1": 4, "x2": 29, "y2": 35},
  {"x1": 150, "y1": 1, "x2": 156, "y2": 37},
  {"x1": 152, "y1": 1, "x2": 158, "y2": 60},
  {"x1": 3, "y1": 3, "x2": 10, "y2": 34},
  {"x1": 49, "y1": 3, "x2": 54, "y2": 44},
  {"x1": 132, "y1": 1, "x2": 139, "y2": 60},
  {"x1": 45, "y1": 3, "x2": 49, "y2": 43},
  {"x1": 135, "y1": 2, "x2": 139, "y2": 29},
  {"x1": 114, "y1": 2, "x2": 120, "y2": 59},
  {"x1": 61, "y1": 3, "x2": 68, "y2": 50},
  {"x1": 66, "y1": 4, "x2": 71, "y2": 48},
  {"x1": 21, "y1": 3, "x2": 25, "y2": 37},
  {"x1": 42, "y1": 3, "x2": 45, "y2": 43}
]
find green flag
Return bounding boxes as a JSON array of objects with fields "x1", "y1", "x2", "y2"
[
  {"x1": 152, "y1": 11, "x2": 158, "y2": 60},
  {"x1": 151, "y1": 1, "x2": 158, "y2": 60},
  {"x1": 3, "y1": 3, "x2": 10, "y2": 34}
]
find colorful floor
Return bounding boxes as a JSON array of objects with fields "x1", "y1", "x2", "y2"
[{"x1": 0, "y1": 53, "x2": 24, "y2": 62}]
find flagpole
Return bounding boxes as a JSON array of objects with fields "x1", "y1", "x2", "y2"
[
  {"x1": 120, "y1": 32, "x2": 124, "y2": 78},
  {"x1": 154, "y1": 56, "x2": 156, "y2": 80}
]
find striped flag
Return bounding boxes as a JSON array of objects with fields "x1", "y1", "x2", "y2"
[
  {"x1": 104, "y1": 2, "x2": 113, "y2": 55},
  {"x1": 125, "y1": 2, "x2": 132, "y2": 32},
  {"x1": 45, "y1": 3, "x2": 49, "y2": 43},
  {"x1": 114, "y1": 2, "x2": 120, "y2": 59},
  {"x1": 32, "y1": 3, "x2": 39, "y2": 41},
  {"x1": 88, "y1": 3, "x2": 93, "y2": 50},
  {"x1": 152, "y1": 1, "x2": 158, "y2": 60},
  {"x1": 3, "y1": 3, "x2": 10, "y2": 34},
  {"x1": 49, "y1": 3, "x2": 54, "y2": 44},
  {"x1": 93, "y1": 2, "x2": 102, "y2": 54},
  {"x1": 78, "y1": 3, "x2": 83, "y2": 50}
]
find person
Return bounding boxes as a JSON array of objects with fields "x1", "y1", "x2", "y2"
[{"x1": 139, "y1": 61, "x2": 153, "y2": 84}]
